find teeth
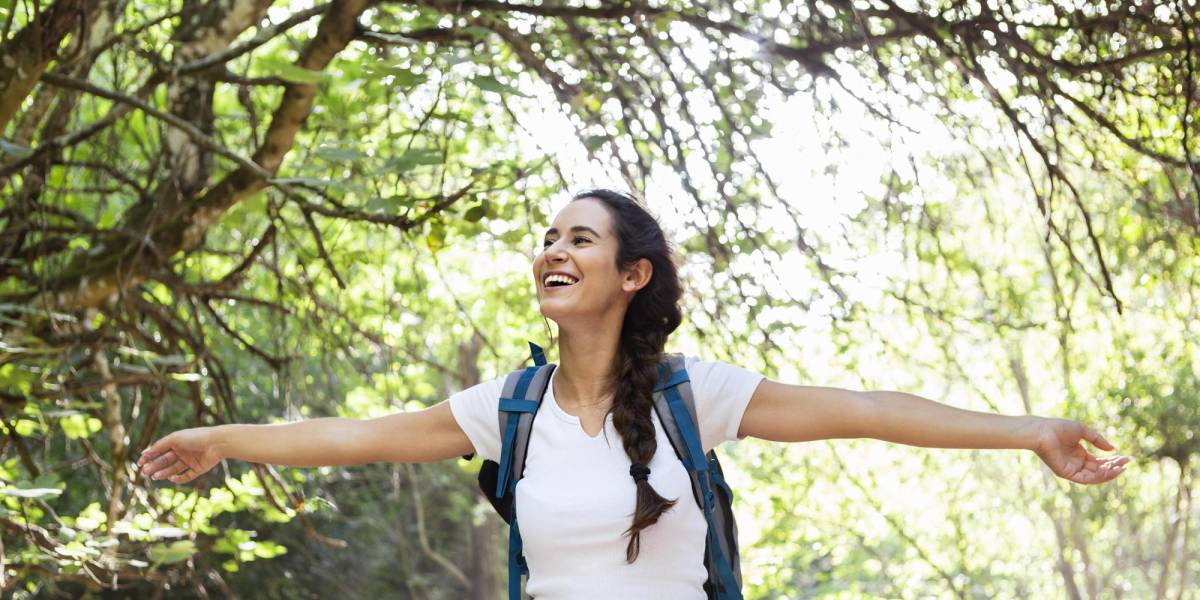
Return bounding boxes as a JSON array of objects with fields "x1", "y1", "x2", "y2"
[{"x1": 544, "y1": 274, "x2": 578, "y2": 286}]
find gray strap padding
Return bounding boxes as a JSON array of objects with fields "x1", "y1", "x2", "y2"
[{"x1": 652, "y1": 353, "x2": 704, "y2": 508}]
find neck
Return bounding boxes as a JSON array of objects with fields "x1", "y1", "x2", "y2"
[{"x1": 554, "y1": 324, "x2": 622, "y2": 409}]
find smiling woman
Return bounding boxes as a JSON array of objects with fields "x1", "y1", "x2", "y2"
[{"x1": 139, "y1": 189, "x2": 1129, "y2": 600}]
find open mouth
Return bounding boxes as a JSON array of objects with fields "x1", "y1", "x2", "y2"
[{"x1": 543, "y1": 273, "x2": 580, "y2": 288}]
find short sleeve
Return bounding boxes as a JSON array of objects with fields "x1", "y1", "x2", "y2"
[
  {"x1": 684, "y1": 357, "x2": 766, "y2": 453},
  {"x1": 447, "y1": 376, "x2": 506, "y2": 462}
]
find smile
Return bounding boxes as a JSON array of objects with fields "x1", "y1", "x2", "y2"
[{"x1": 543, "y1": 273, "x2": 580, "y2": 288}]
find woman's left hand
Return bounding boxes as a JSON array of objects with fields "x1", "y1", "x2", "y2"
[{"x1": 1031, "y1": 417, "x2": 1130, "y2": 484}]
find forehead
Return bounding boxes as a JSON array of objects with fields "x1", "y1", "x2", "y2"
[{"x1": 546, "y1": 198, "x2": 613, "y2": 235}]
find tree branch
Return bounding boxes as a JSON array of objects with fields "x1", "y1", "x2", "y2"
[
  {"x1": 39, "y1": 72, "x2": 276, "y2": 181},
  {"x1": 298, "y1": 207, "x2": 347, "y2": 289},
  {"x1": 29, "y1": 0, "x2": 374, "y2": 314},
  {"x1": 0, "y1": 0, "x2": 100, "y2": 130}
]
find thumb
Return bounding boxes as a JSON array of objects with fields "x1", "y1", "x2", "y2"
[{"x1": 1080, "y1": 423, "x2": 1115, "y2": 452}]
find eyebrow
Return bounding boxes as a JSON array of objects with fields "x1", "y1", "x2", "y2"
[{"x1": 544, "y1": 225, "x2": 602, "y2": 238}]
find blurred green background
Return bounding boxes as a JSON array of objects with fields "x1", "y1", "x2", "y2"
[{"x1": 1, "y1": 0, "x2": 1197, "y2": 597}]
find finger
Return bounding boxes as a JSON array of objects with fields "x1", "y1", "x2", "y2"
[
  {"x1": 1090, "y1": 461, "x2": 1127, "y2": 484},
  {"x1": 151, "y1": 461, "x2": 190, "y2": 481},
  {"x1": 1083, "y1": 451, "x2": 1125, "y2": 471},
  {"x1": 139, "y1": 450, "x2": 177, "y2": 476},
  {"x1": 1071, "y1": 463, "x2": 1105, "y2": 484},
  {"x1": 1081, "y1": 424, "x2": 1115, "y2": 452},
  {"x1": 173, "y1": 451, "x2": 205, "y2": 474},
  {"x1": 1080, "y1": 457, "x2": 1129, "y2": 484},
  {"x1": 1098, "y1": 455, "x2": 1129, "y2": 467},
  {"x1": 138, "y1": 434, "x2": 177, "y2": 464},
  {"x1": 170, "y1": 468, "x2": 198, "y2": 484}
]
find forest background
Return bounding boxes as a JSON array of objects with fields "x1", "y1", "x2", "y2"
[{"x1": 0, "y1": 0, "x2": 1197, "y2": 597}]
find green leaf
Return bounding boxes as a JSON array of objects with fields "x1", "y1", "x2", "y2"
[
  {"x1": 386, "y1": 148, "x2": 444, "y2": 172},
  {"x1": 315, "y1": 145, "x2": 367, "y2": 162},
  {"x1": 269, "y1": 178, "x2": 354, "y2": 196},
  {"x1": 14, "y1": 419, "x2": 38, "y2": 436},
  {"x1": 583, "y1": 135, "x2": 607, "y2": 152},
  {"x1": 366, "y1": 195, "x2": 412, "y2": 213},
  {"x1": 461, "y1": 26, "x2": 494, "y2": 39},
  {"x1": 148, "y1": 540, "x2": 197, "y2": 565},
  {"x1": 260, "y1": 58, "x2": 325, "y2": 84},
  {"x1": 426, "y1": 222, "x2": 447, "y2": 252},
  {"x1": 60, "y1": 414, "x2": 101, "y2": 440},
  {"x1": 469, "y1": 75, "x2": 531, "y2": 98},
  {"x1": 391, "y1": 69, "x2": 428, "y2": 87},
  {"x1": 252, "y1": 540, "x2": 287, "y2": 559},
  {"x1": 464, "y1": 203, "x2": 488, "y2": 222}
]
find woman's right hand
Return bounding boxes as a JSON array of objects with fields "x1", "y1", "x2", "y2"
[{"x1": 138, "y1": 427, "x2": 224, "y2": 484}]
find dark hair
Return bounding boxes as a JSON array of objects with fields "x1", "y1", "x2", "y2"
[{"x1": 571, "y1": 189, "x2": 682, "y2": 562}]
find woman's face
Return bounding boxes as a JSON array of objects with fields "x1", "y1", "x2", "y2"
[{"x1": 533, "y1": 198, "x2": 634, "y2": 324}]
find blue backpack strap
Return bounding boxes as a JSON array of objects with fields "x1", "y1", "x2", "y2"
[
  {"x1": 497, "y1": 342, "x2": 554, "y2": 599},
  {"x1": 508, "y1": 514, "x2": 526, "y2": 600},
  {"x1": 528, "y1": 341, "x2": 547, "y2": 366},
  {"x1": 652, "y1": 354, "x2": 743, "y2": 599}
]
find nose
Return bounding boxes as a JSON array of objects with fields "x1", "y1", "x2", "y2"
[{"x1": 544, "y1": 239, "x2": 568, "y2": 263}]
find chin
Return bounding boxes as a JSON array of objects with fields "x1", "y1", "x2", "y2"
[
  {"x1": 537, "y1": 294, "x2": 594, "y2": 327},
  {"x1": 537, "y1": 299, "x2": 568, "y2": 323}
]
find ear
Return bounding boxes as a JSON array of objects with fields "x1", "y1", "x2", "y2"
[{"x1": 622, "y1": 258, "x2": 653, "y2": 293}]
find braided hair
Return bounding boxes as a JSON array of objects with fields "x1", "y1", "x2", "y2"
[{"x1": 571, "y1": 189, "x2": 683, "y2": 563}]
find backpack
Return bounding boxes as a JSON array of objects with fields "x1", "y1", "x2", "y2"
[{"x1": 473, "y1": 342, "x2": 743, "y2": 599}]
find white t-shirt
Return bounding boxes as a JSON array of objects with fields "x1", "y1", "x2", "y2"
[{"x1": 449, "y1": 357, "x2": 764, "y2": 600}]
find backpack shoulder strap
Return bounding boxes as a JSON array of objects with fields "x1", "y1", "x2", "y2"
[
  {"x1": 651, "y1": 353, "x2": 744, "y2": 599},
  {"x1": 497, "y1": 343, "x2": 554, "y2": 600},
  {"x1": 495, "y1": 344, "x2": 554, "y2": 499},
  {"x1": 495, "y1": 364, "x2": 554, "y2": 499},
  {"x1": 651, "y1": 353, "x2": 706, "y2": 472}
]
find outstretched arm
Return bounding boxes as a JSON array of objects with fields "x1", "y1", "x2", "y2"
[
  {"x1": 738, "y1": 381, "x2": 1129, "y2": 485},
  {"x1": 138, "y1": 401, "x2": 473, "y2": 484}
]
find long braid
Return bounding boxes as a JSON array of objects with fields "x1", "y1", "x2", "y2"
[
  {"x1": 612, "y1": 324, "x2": 675, "y2": 561},
  {"x1": 573, "y1": 189, "x2": 683, "y2": 562}
]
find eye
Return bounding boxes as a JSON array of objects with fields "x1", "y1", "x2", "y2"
[
  {"x1": 542, "y1": 238, "x2": 555, "y2": 248},
  {"x1": 573, "y1": 236, "x2": 591, "y2": 245}
]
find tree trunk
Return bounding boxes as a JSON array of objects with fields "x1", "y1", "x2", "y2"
[
  {"x1": 1157, "y1": 459, "x2": 1188, "y2": 600},
  {"x1": 158, "y1": 0, "x2": 276, "y2": 204},
  {"x1": 469, "y1": 512, "x2": 500, "y2": 600},
  {"x1": 457, "y1": 334, "x2": 499, "y2": 598}
]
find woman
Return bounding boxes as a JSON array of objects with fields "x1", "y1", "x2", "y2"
[{"x1": 138, "y1": 189, "x2": 1129, "y2": 598}]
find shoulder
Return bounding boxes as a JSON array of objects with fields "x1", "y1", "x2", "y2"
[
  {"x1": 449, "y1": 375, "x2": 506, "y2": 408},
  {"x1": 678, "y1": 355, "x2": 764, "y2": 390},
  {"x1": 446, "y1": 374, "x2": 509, "y2": 462},
  {"x1": 668, "y1": 354, "x2": 765, "y2": 451},
  {"x1": 447, "y1": 375, "x2": 508, "y2": 435}
]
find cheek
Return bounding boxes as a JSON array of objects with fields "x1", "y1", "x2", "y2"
[{"x1": 531, "y1": 254, "x2": 544, "y2": 278}]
